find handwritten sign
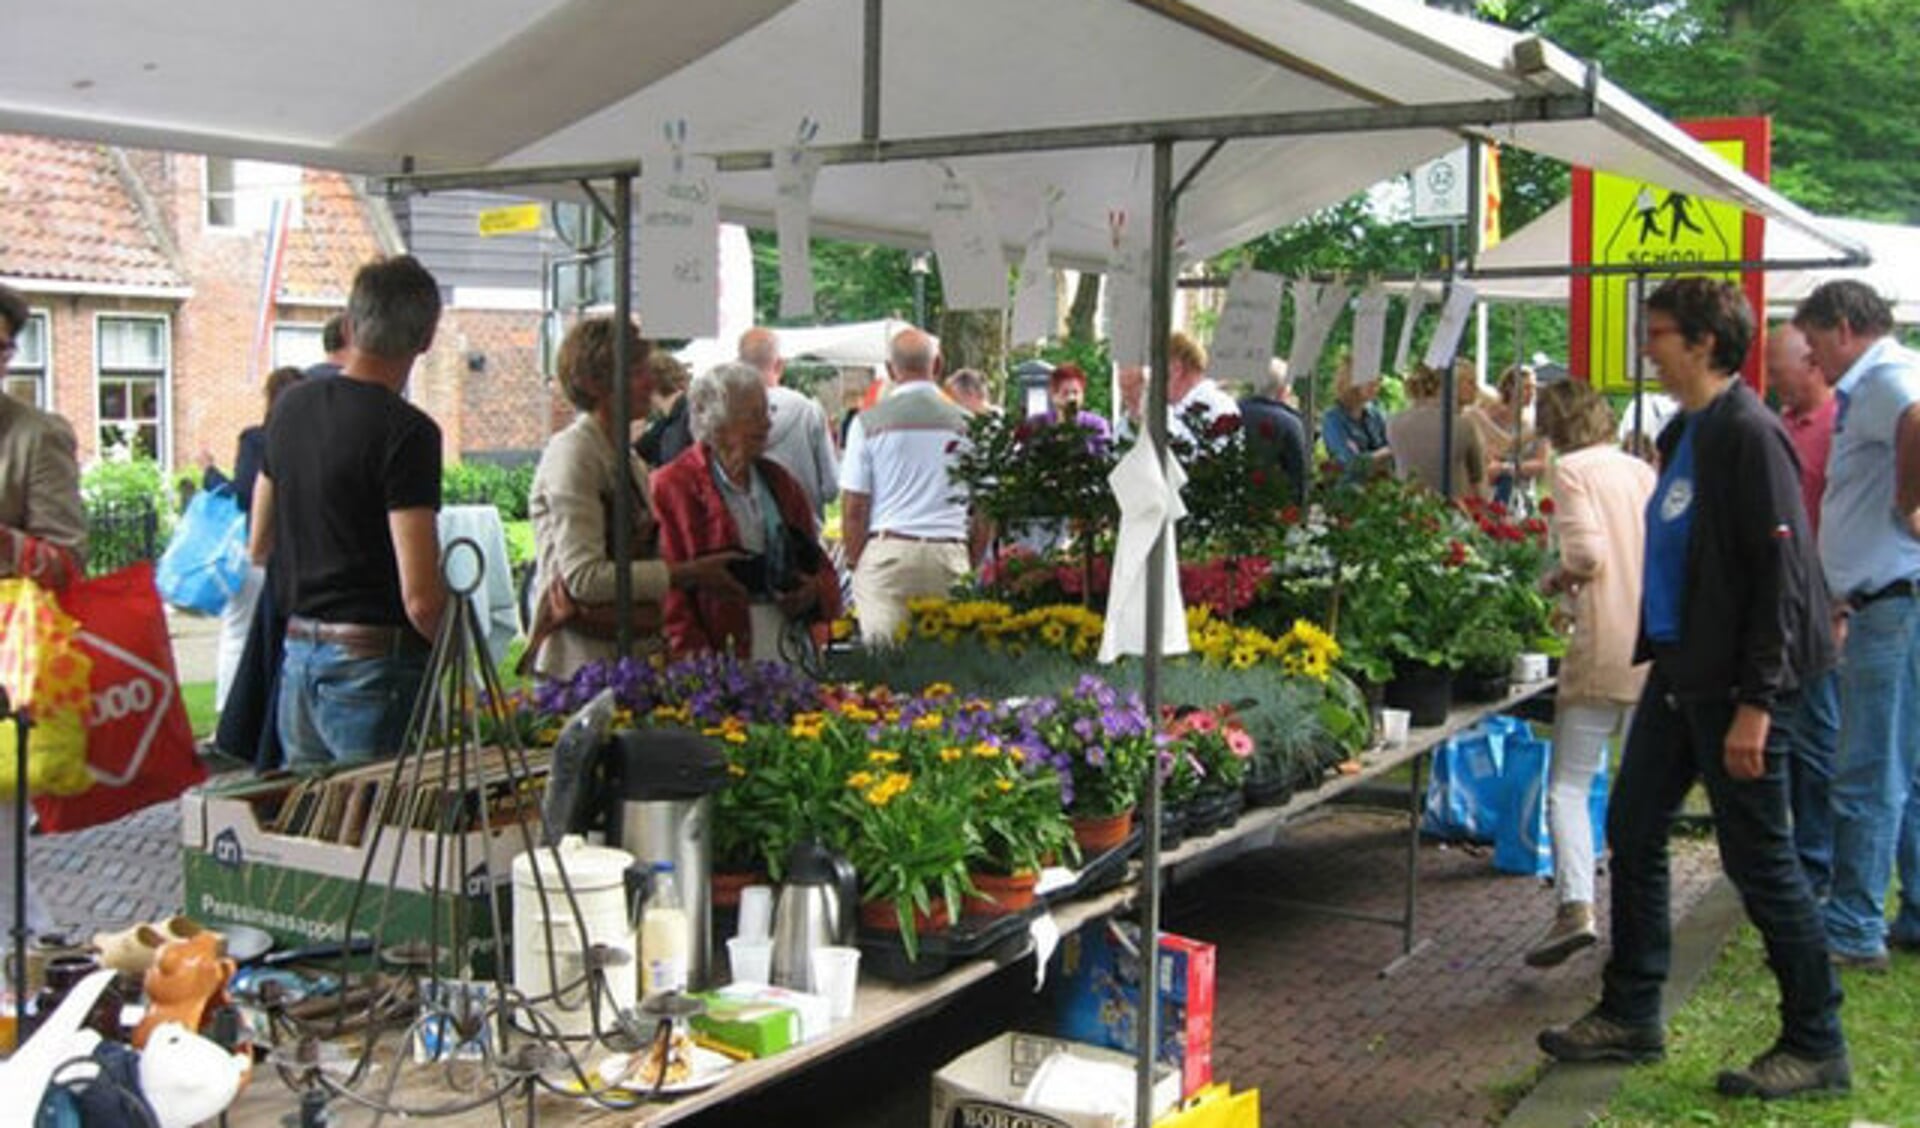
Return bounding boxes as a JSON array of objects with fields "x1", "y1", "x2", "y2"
[
  {"x1": 1011, "y1": 213, "x2": 1056, "y2": 345},
  {"x1": 1350, "y1": 283, "x2": 1390, "y2": 386},
  {"x1": 1210, "y1": 268, "x2": 1284, "y2": 384},
  {"x1": 929, "y1": 170, "x2": 1008, "y2": 311},
  {"x1": 1422, "y1": 280, "x2": 1479, "y2": 372},
  {"x1": 1105, "y1": 223, "x2": 1151, "y2": 369},
  {"x1": 1286, "y1": 277, "x2": 1349, "y2": 382},
  {"x1": 638, "y1": 152, "x2": 719, "y2": 338},
  {"x1": 775, "y1": 146, "x2": 821, "y2": 319},
  {"x1": 1393, "y1": 284, "x2": 1432, "y2": 377}
]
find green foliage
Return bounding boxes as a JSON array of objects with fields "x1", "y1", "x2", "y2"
[
  {"x1": 82, "y1": 458, "x2": 173, "y2": 573},
  {"x1": 442, "y1": 461, "x2": 534, "y2": 521},
  {"x1": 749, "y1": 230, "x2": 944, "y2": 325}
]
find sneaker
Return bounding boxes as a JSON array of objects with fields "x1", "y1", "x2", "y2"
[
  {"x1": 1715, "y1": 1045, "x2": 1851, "y2": 1100},
  {"x1": 1537, "y1": 1008, "x2": 1665, "y2": 1064},
  {"x1": 1526, "y1": 901, "x2": 1597, "y2": 968},
  {"x1": 1829, "y1": 948, "x2": 1891, "y2": 973}
]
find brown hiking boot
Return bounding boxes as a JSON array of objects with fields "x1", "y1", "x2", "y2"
[
  {"x1": 1715, "y1": 1045, "x2": 1851, "y2": 1100},
  {"x1": 1537, "y1": 1008, "x2": 1665, "y2": 1064},
  {"x1": 1526, "y1": 901, "x2": 1597, "y2": 968}
]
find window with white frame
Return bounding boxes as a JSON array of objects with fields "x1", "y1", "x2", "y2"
[
  {"x1": 3, "y1": 311, "x2": 50, "y2": 409},
  {"x1": 96, "y1": 316, "x2": 169, "y2": 461},
  {"x1": 205, "y1": 157, "x2": 304, "y2": 231},
  {"x1": 271, "y1": 323, "x2": 325, "y2": 371}
]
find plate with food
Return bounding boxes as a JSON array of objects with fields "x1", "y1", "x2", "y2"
[{"x1": 593, "y1": 1032, "x2": 733, "y2": 1096}]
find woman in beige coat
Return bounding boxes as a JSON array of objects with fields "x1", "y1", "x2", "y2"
[
  {"x1": 1526, "y1": 380, "x2": 1655, "y2": 967},
  {"x1": 525, "y1": 317, "x2": 740, "y2": 680}
]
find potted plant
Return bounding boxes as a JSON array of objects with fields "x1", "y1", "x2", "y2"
[
  {"x1": 961, "y1": 745, "x2": 1079, "y2": 917},
  {"x1": 1013, "y1": 676, "x2": 1158, "y2": 855},
  {"x1": 837, "y1": 762, "x2": 976, "y2": 961},
  {"x1": 1166, "y1": 705, "x2": 1254, "y2": 835}
]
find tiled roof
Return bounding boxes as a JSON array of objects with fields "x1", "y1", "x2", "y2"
[
  {"x1": 0, "y1": 133, "x2": 186, "y2": 290},
  {"x1": 279, "y1": 172, "x2": 385, "y2": 304}
]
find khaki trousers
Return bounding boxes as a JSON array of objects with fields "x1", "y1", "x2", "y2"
[{"x1": 852, "y1": 538, "x2": 969, "y2": 646}]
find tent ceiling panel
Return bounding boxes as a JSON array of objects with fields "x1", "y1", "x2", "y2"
[{"x1": 0, "y1": 0, "x2": 1863, "y2": 268}]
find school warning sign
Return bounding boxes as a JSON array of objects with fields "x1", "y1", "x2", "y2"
[{"x1": 1571, "y1": 118, "x2": 1770, "y2": 392}]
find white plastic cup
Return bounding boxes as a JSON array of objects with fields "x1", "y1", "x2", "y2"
[
  {"x1": 1512, "y1": 652, "x2": 1549, "y2": 683},
  {"x1": 727, "y1": 937, "x2": 774, "y2": 986},
  {"x1": 809, "y1": 945, "x2": 861, "y2": 1021},
  {"x1": 736, "y1": 885, "x2": 774, "y2": 942},
  {"x1": 1380, "y1": 708, "x2": 1411, "y2": 749}
]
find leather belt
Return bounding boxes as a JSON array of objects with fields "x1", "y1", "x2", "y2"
[
  {"x1": 1848, "y1": 578, "x2": 1920, "y2": 612},
  {"x1": 286, "y1": 616, "x2": 428, "y2": 658},
  {"x1": 876, "y1": 530, "x2": 964, "y2": 544}
]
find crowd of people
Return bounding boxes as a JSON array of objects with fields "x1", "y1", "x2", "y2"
[{"x1": 4, "y1": 257, "x2": 1918, "y2": 1106}]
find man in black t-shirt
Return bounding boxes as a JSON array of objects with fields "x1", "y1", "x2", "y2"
[{"x1": 250, "y1": 256, "x2": 448, "y2": 769}]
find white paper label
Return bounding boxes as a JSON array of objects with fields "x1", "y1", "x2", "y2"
[
  {"x1": 928, "y1": 171, "x2": 1008, "y2": 311},
  {"x1": 638, "y1": 153, "x2": 720, "y2": 338},
  {"x1": 1210, "y1": 268, "x2": 1285, "y2": 385},
  {"x1": 1349, "y1": 283, "x2": 1390, "y2": 387},
  {"x1": 775, "y1": 147, "x2": 820, "y2": 319},
  {"x1": 1423, "y1": 281, "x2": 1480, "y2": 372},
  {"x1": 1010, "y1": 217, "x2": 1056, "y2": 345},
  {"x1": 1286, "y1": 277, "x2": 1350, "y2": 382}
]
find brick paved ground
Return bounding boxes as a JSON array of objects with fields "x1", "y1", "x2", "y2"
[{"x1": 19, "y1": 795, "x2": 1725, "y2": 1127}]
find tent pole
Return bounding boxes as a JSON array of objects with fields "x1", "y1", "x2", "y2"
[
  {"x1": 1137, "y1": 136, "x2": 1174, "y2": 1128},
  {"x1": 861, "y1": 0, "x2": 882, "y2": 143},
  {"x1": 1439, "y1": 226, "x2": 1457, "y2": 500},
  {"x1": 611, "y1": 171, "x2": 635, "y2": 653}
]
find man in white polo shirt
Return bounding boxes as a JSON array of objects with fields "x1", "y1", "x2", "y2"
[{"x1": 839, "y1": 328, "x2": 976, "y2": 645}]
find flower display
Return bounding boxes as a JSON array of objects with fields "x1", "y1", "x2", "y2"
[
  {"x1": 1165, "y1": 704, "x2": 1256, "y2": 796},
  {"x1": 1011, "y1": 674, "x2": 1159, "y2": 819}
]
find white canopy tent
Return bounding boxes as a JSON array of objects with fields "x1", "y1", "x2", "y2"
[
  {"x1": 1452, "y1": 198, "x2": 1920, "y2": 322},
  {"x1": 0, "y1": 0, "x2": 1865, "y2": 268}
]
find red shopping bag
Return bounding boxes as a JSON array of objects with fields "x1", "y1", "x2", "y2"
[{"x1": 33, "y1": 562, "x2": 204, "y2": 831}]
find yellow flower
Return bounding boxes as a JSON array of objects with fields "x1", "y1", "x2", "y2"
[
  {"x1": 846, "y1": 770, "x2": 876, "y2": 789},
  {"x1": 925, "y1": 682, "x2": 955, "y2": 699},
  {"x1": 868, "y1": 750, "x2": 900, "y2": 765},
  {"x1": 1040, "y1": 621, "x2": 1069, "y2": 646},
  {"x1": 911, "y1": 713, "x2": 944, "y2": 732},
  {"x1": 1229, "y1": 646, "x2": 1260, "y2": 670},
  {"x1": 939, "y1": 747, "x2": 964, "y2": 763},
  {"x1": 724, "y1": 730, "x2": 748, "y2": 744},
  {"x1": 726, "y1": 763, "x2": 747, "y2": 778},
  {"x1": 994, "y1": 778, "x2": 1014, "y2": 792},
  {"x1": 971, "y1": 742, "x2": 1001, "y2": 759},
  {"x1": 863, "y1": 771, "x2": 913, "y2": 807}
]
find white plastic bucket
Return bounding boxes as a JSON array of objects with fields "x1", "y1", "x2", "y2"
[{"x1": 510, "y1": 835, "x2": 635, "y2": 1037}]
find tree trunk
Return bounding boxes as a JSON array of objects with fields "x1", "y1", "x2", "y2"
[
  {"x1": 938, "y1": 309, "x2": 1006, "y2": 390},
  {"x1": 1065, "y1": 272, "x2": 1101, "y2": 344}
]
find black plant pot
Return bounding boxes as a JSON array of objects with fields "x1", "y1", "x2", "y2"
[
  {"x1": 1385, "y1": 661, "x2": 1453, "y2": 727},
  {"x1": 1187, "y1": 788, "x2": 1246, "y2": 836},
  {"x1": 1244, "y1": 769, "x2": 1295, "y2": 809},
  {"x1": 1452, "y1": 671, "x2": 1511, "y2": 704},
  {"x1": 1159, "y1": 801, "x2": 1190, "y2": 849}
]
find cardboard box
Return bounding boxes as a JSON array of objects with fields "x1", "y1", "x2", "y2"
[
  {"x1": 180, "y1": 773, "x2": 534, "y2": 974},
  {"x1": 929, "y1": 1031, "x2": 1181, "y2": 1128},
  {"x1": 1052, "y1": 924, "x2": 1216, "y2": 1098}
]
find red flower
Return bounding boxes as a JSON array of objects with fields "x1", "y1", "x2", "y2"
[
  {"x1": 1250, "y1": 469, "x2": 1267, "y2": 488},
  {"x1": 1490, "y1": 501, "x2": 1509, "y2": 518},
  {"x1": 1207, "y1": 414, "x2": 1242, "y2": 438},
  {"x1": 1522, "y1": 517, "x2": 1548, "y2": 537},
  {"x1": 1446, "y1": 539, "x2": 1468, "y2": 566},
  {"x1": 1013, "y1": 421, "x2": 1035, "y2": 443},
  {"x1": 1280, "y1": 505, "x2": 1301, "y2": 526},
  {"x1": 1538, "y1": 497, "x2": 1556, "y2": 516}
]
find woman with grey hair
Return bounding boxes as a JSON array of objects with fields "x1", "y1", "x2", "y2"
[{"x1": 652, "y1": 362, "x2": 840, "y2": 661}]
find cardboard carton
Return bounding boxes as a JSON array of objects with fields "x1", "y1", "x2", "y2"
[
  {"x1": 1052, "y1": 923, "x2": 1216, "y2": 1098},
  {"x1": 929, "y1": 1031, "x2": 1180, "y2": 1128}
]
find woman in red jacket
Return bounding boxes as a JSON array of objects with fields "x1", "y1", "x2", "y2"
[{"x1": 652, "y1": 362, "x2": 840, "y2": 662}]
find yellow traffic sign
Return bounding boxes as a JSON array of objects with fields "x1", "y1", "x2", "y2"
[
  {"x1": 1581, "y1": 138, "x2": 1745, "y2": 391},
  {"x1": 477, "y1": 202, "x2": 545, "y2": 236}
]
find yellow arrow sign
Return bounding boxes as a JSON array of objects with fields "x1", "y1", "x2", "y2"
[{"x1": 477, "y1": 203, "x2": 544, "y2": 237}]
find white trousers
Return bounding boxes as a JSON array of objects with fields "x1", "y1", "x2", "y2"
[
  {"x1": 214, "y1": 564, "x2": 266, "y2": 713},
  {"x1": 1548, "y1": 698, "x2": 1632, "y2": 905}
]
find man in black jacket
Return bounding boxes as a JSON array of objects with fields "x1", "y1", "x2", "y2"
[{"x1": 1537, "y1": 278, "x2": 1848, "y2": 1102}]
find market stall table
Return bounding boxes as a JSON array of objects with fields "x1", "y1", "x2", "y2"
[{"x1": 218, "y1": 678, "x2": 1552, "y2": 1125}]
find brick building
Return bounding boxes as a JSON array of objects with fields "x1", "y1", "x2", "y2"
[{"x1": 0, "y1": 132, "x2": 566, "y2": 473}]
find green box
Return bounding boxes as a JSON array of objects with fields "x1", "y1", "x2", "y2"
[
  {"x1": 688, "y1": 991, "x2": 802, "y2": 1058},
  {"x1": 181, "y1": 777, "x2": 528, "y2": 975}
]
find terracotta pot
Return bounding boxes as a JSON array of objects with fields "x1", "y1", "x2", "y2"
[
  {"x1": 1070, "y1": 808, "x2": 1135, "y2": 855},
  {"x1": 711, "y1": 869, "x2": 764, "y2": 910},
  {"x1": 961, "y1": 869, "x2": 1040, "y2": 918},
  {"x1": 858, "y1": 898, "x2": 951, "y2": 936}
]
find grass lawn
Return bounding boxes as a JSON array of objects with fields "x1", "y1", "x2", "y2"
[
  {"x1": 181, "y1": 679, "x2": 216, "y2": 738},
  {"x1": 1598, "y1": 919, "x2": 1920, "y2": 1126}
]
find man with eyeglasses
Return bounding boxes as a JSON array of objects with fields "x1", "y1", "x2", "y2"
[{"x1": 0, "y1": 281, "x2": 87, "y2": 958}]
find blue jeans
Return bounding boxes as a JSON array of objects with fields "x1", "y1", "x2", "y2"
[
  {"x1": 1601, "y1": 674, "x2": 1844, "y2": 1058},
  {"x1": 278, "y1": 637, "x2": 428, "y2": 771},
  {"x1": 1772, "y1": 667, "x2": 1839, "y2": 900},
  {"x1": 1825, "y1": 594, "x2": 1920, "y2": 956}
]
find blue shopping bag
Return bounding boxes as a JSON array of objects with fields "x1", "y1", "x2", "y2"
[
  {"x1": 1420, "y1": 725, "x2": 1505, "y2": 843},
  {"x1": 155, "y1": 484, "x2": 249, "y2": 615},
  {"x1": 1494, "y1": 731, "x2": 1553, "y2": 876}
]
